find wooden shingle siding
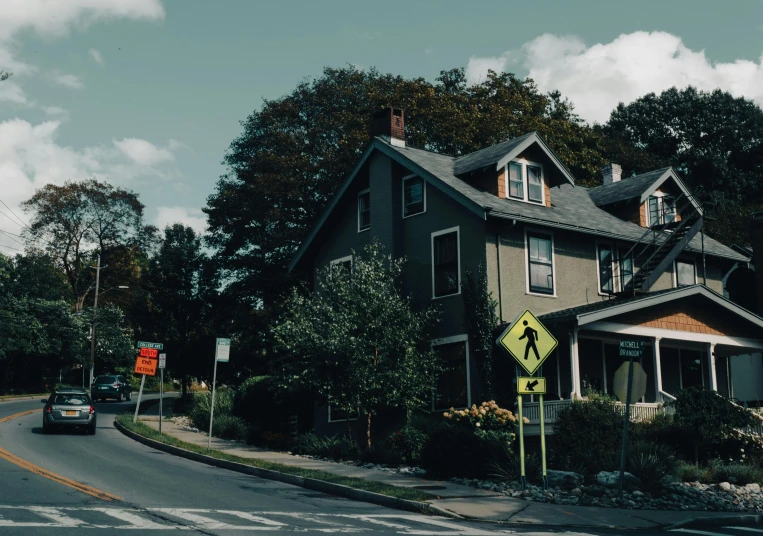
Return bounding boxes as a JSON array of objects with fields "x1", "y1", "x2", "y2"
[
  {"x1": 497, "y1": 168, "x2": 506, "y2": 198},
  {"x1": 544, "y1": 182, "x2": 551, "y2": 207}
]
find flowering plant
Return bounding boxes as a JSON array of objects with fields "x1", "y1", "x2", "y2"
[{"x1": 443, "y1": 401, "x2": 523, "y2": 445}]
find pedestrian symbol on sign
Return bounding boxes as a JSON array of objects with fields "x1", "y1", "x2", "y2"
[
  {"x1": 497, "y1": 310, "x2": 558, "y2": 376},
  {"x1": 519, "y1": 320, "x2": 539, "y2": 361}
]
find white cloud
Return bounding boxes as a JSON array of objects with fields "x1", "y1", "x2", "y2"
[
  {"x1": 113, "y1": 138, "x2": 174, "y2": 166},
  {"x1": 88, "y1": 48, "x2": 104, "y2": 66},
  {"x1": 51, "y1": 71, "x2": 84, "y2": 90},
  {"x1": 43, "y1": 106, "x2": 68, "y2": 117},
  {"x1": 466, "y1": 31, "x2": 763, "y2": 124},
  {"x1": 154, "y1": 206, "x2": 207, "y2": 235},
  {"x1": 0, "y1": 118, "x2": 182, "y2": 228},
  {"x1": 0, "y1": 80, "x2": 28, "y2": 104}
]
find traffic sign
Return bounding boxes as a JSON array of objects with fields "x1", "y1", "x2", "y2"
[
  {"x1": 158, "y1": 353, "x2": 166, "y2": 369},
  {"x1": 518, "y1": 377, "x2": 546, "y2": 395},
  {"x1": 134, "y1": 356, "x2": 158, "y2": 376},
  {"x1": 215, "y1": 338, "x2": 231, "y2": 362},
  {"x1": 497, "y1": 310, "x2": 558, "y2": 375},
  {"x1": 137, "y1": 341, "x2": 163, "y2": 350},
  {"x1": 139, "y1": 347, "x2": 159, "y2": 358},
  {"x1": 613, "y1": 361, "x2": 647, "y2": 404}
]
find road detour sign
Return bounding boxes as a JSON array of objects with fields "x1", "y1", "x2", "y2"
[
  {"x1": 517, "y1": 377, "x2": 546, "y2": 395},
  {"x1": 497, "y1": 310, "x2": 558, "y2": 375},
  {"x1": 134, "y1": 356, "x2": 157, "y2": 376}
]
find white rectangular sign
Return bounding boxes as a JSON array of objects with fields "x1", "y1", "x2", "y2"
[
  {"x1": 215, "y1": 338, "x2": 231, "y2": 362},
  {"x1": 158, "y1": 353, "x2": 166, "y2": 369}
]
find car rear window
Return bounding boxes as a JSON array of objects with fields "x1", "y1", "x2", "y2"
[
  {"x1": 94, "y1": 376, "x2": 117, "y2": 384},
  {"x1": 53, "y1": 394, "x2": 90, "y2": 405}
]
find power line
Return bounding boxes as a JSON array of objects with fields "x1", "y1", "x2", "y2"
[
  {"x1": 0, "y1": 230, "x2": 24, "y2": 247},
  {"x1": 0, "y1": 199, "x2": 28, "y2": 230},
  {"x1": 0, "y1": 243, "x2": 23, "y2": 252}
]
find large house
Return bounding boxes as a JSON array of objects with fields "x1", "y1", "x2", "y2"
[{"x1": 289, "y1": 108, "x2": 763, "y2": 436}]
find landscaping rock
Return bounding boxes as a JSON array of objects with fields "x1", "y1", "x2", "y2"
[
  {"x1": 719, "y1": 482, "x2": 732, "y2": 491},
  {"x1": 596, "y1": 471, "x2": 638, "y2": 487},
  {"x1": 546, "y1": 469, "x2": 583, "y2": 490}
]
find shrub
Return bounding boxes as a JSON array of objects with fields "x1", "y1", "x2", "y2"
[
  {"x1": 677, "y1": 460, "x2": 763, "y2": 486},
  {"x1": 551, "y1": 396, "x2": 622, "y2": 474},
  {"x1": 387, "y1": 426, "x2": 427, "y2": 463},
  {"x1": 234, "y1": 376, "x2": 313, "y2": 435},
  {"x1": 188, "y1": 389, "x2": 234, "y2": 430},
  {"x1": 212, "y1": 414, "x2": 248, "y2": 441},
  {"x1": 291, "y1": 432, "x2": 323, "y2": 456},
  {"x1": 362, "y1": 441, "x2": 404, "y2": 466},
  {"x1": 261, "y1": 431, "x2": 293, "y2": 451},
  {"x1": 290, "y1": 432, "x2": 360, "y2": 461},
  {"x1": 443, "y1": 401, "x2": 518, "y2": 449},
  {"x1": 627, "y1": 440, "x2": 677, "y2": 490},
  {"x1": 420, "y1": 426, "x2": 508, "y2": 479}
]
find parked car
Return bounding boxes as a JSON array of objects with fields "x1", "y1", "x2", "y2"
[
  {"x1": 42, "y1": 389, "x2": 96, "y2": 435},
  {"x1": 91, "y1": 374, "x2": 132, "y2": 402}
]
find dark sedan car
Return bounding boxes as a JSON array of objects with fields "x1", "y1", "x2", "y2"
[
  {"x1": 91, "y1": 374, "x2": 132, "y2": 402},
  {"x1": 42, "y1": 390, "x2": 96, "y2": 435}
]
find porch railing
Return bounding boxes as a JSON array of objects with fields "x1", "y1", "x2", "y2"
[{"x1": 523, "y1": 399, "x2": 663, "y2": 425}]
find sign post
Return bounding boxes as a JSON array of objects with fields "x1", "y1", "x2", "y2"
[
  {"x1": 616, "y1": 338, "x2": 646, "y2": 497},
  {"x1": 132, "y1": 341, "x2": 162, "y2": 423},
  {"x1": 497, "y1": 310, "x2": 557, "y2": 490},
  {"x1": 208, "y1": 338, "x2": 231, "y2": 449},
  {"x1": 158, "y1": 353, "x2": 166, "y2": 434}
]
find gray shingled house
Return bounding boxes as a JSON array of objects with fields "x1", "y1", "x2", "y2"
[{"x1": 289, "y1": 108, "x2": 763, "y2": 436}]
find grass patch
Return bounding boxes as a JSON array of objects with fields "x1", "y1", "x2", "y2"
[
  {"x1": 0, "y1": 393, "x2": 49, "y2": 400},
  {"x1": 116, "y1": 415, "x2": 434, "y2": 502}
]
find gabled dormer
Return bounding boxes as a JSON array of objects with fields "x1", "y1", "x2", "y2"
[
  {"x1": 452, "y1": 132, "x2": 576, "y2": 208},
  {"x1": 588, "y1": 166, "x2": 703, "y2": 228}
]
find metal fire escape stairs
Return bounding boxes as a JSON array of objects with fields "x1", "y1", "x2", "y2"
[{"x1": 619, "y1": 193, "x2": 703, "y2": 295}]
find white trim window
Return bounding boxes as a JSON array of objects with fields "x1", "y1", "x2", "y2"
[
  {"x1": 358, "y1": 189, "x2": 370, "y2": 232},
  {"x1": 328, "y1": 405, "x2": 357, "y2": 423},
  {"x1": 526, "y1": 231, "x2": 555, "y2": 295},
  {"x1": 647, "y1": 192, "x2": 676, "y2": 227},
  {"x1": 675, "y1": 259, "x2": 697, "y2": 288},
  {"x1": 431, "y1": 227, "x2": 460, "y2": 299},
  {"x1": 330, "y1": 255, "x2": 352, "y2": 275},
  {"x1": 432, "y1": 334, "x2": 470, "y2": 411},
  {"x1": 402, "y1": 174, "x2": 426, "y2": 218},
  {"x1": 597, "y1": 243, "x2": 634, "y2": 294},
  {"x1": 506, "y1": 160, "x2": 544, "y2": 205}
]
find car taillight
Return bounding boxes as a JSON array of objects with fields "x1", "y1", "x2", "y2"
[
  {"x1": 89, "y1": 405, "x2": 95, "y2": 415},
  {"x1": 111, "y1": 383, "x2": 119, "y2": 387},
  {"x1": 45, "y1": 405, "x2": 52, "y2": 414}
]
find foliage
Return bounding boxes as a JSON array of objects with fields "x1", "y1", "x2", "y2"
[
  {"x1": 489, "y1": 451, "x2": 542, "y2": 483},
  {"x1": 677, "y1": 459, "x2": 763, "y2": 486},
  {"x1": 419, "y1": 426, "x2": 509, "y2": 479},
  {"x1": 551, "y1": 396, "x2": 622, "y2": 474},
  {"x1": 386, "y1": 426, "x2": 427, "y2": 463},
  {"x1": 188, "y1": 389, "x2": 235, "y2": 430},
  {"x1": 443, "y1": 401, "x2": 519, "y2": 448},
  {"x1": 258, "y1": 431, "x2": 293, "y2": 450},
  {"x1": 461, "y1": 267, "x2": 498, "y2": 400},
  {"x1": 626, "y1": 440, "x2": 677, "y2": 490},
  {"x1": 273, "y1": 241, "x2": 440, "y2": 447},
  {"x1": 361, "y1": 441, "x2": 404, "y2": 466},
  {"x1": 212, "y1": 414, "x2": 248, "y2": 441},
  {"x1": 290, "y1": 432, "x2": 361, "y2": 461},
  {"x1": 233, "y1": 375, "x2": 312, "y2": 435}
]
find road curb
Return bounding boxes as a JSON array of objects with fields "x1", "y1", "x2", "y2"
[
  {"x1": 113, "y1": 419, "x2": 461, "y2": 519},
  {"x1": 0, "y1": 394, "x2": 49, "y2": 403},
  {"x1": 667, "y1": 513, "x2": 763, "y2": 530}
]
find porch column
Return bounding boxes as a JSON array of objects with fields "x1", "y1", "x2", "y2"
[
  {"x1": 653, "y1": 337, "x2": 663, "y2": 402},
  {"x1": 569, "y1": 329, "x2": 581, "y2": 399},
  {"x1": 707, "y1": 342, "x2": 718, "y2": 392}
]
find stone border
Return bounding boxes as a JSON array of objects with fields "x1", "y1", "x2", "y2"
[{"x1": 113, "y1": 419, "x2": 460, "y2": 520}]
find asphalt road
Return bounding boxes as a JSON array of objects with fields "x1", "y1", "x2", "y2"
[{"x1": 0, "y1": 396, "x2": 686, "y2": 535}]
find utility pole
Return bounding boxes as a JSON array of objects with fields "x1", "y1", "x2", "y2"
[{"x1": 89, "y1": 255, "x2": 102, "y2": 390}]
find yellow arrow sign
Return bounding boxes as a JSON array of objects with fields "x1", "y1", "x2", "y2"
[
  {"x1": 497, "y1": 310, "x2": 558, "y2": 375},
  {"x1": 518, "y1": 377, "x2": 546, "y2": 395}
]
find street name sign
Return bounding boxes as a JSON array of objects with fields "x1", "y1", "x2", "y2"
[
  {"x1": 619, "y1": 339, "x2": 645, "y2": 358},
  {"x1": 497, "y1": 310, "x2": 558, "y2": 375},
  {"x1": 134, "y1": 356, "x2": 157, "y2": 376},
  {"x1": 518, "y1": 377, "x2": 546, "y2": 395},
  {"x1": 215, "y1": 338, "x2": 231, "y2": 362},
  {"x1": 139, "y1": 347, "x2": 159, "y2": 358},
  {"x1": 137, "y1": 341, "x2": 164, "y2": 350},
  {"x1": 158, "y1": 353, "x2": 166, "y2": 369}
]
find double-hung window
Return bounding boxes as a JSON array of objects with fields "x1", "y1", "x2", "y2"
[
  {"x1": 358, "y1": 190, "x2": 370, "y2": 231},
  {"x1": 432, "y1": 336, "x2": 469, "y2": 410},
  {"x1": 598, "y1": 244, "x2": 634, "y2": 293},
  {"x1": 647, "y1": 194, "x2": 676, "y2": 226},
  {"x1": 527, "y1": 232, "x2": 554, "y2": 295},
  {"x1": 675, "y1": 259, "x2": 696, "y2": 287},
  {"x1": 507, "y1": 160, "x2": 544, "y2": 205},
  {"x1": 403, "y1": 175, "x2": 425, "y2": 217},
  {"x1": 432, "y1": 227, "x2": 460, "y2": 298}
]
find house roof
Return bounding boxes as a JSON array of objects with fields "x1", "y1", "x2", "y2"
[
  {"x1": 538, "y1": 284, "x2": 763, "y2": 332},
  {"x1": 587, "y1": 167, "x2": 702, "y2": 214},
  {"x1": 289, "y1": 134, "x2": 747, "y2": 272}
]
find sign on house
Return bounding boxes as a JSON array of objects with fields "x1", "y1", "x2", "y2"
[
  {"x1": 517, "y1": 377, "x2": 546, "y2": 395},
  {"x1": 497, "y1": 310, "x2": 558, "y2": 375}
]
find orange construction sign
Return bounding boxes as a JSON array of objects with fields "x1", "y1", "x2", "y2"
[
  {"x1": 139, "y1": 347, "x2": 158, "y2": 358},
  {"x1": 134, "y1": 356, "x2": 157, "y2": 376}
]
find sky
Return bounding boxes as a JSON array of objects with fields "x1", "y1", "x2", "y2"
[{"x1": 0, "y1": 0, "x2": 762, "y2": 255}]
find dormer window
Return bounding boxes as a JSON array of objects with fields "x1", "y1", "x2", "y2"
[
  {"x1": 647, "y1": 193, "x2": 676, "y2": 227},
  {"x1": 506, "y1": 160, "x2": 544, "y2": 205}
]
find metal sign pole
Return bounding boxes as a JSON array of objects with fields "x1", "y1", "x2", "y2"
[
  {"x1": 133, "y1": 374, "x2": 146, "y2": 424},
  {"x1": 159, "y1": 367, "x2": 163, "y2": 435},
  {"x1": 540, "y1": 393, "x2": 548, "y2": 490},
  {"x1": 518, "y1": 393, "x2": 526, "y2": 490},
  {"x1": 618, "y1": 353, "x2": 635, "y2": 497},
  {"x1": 207, "y1": 357, "x2": 218, "y2": 449}
]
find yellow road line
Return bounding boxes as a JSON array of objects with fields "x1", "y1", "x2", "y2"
[{"x1": 0, "y1": 409, "x2": 121, "y2": 502}]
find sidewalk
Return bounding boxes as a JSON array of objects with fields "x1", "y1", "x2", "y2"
[{"x1": 135, "y1": 413, "x2": 747, "y2": 530}]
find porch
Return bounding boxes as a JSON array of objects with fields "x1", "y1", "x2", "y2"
[{"x1": 522, "y1": 399, "x2": 664, "y2": 435}]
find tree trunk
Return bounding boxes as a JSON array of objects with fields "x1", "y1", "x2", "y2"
[{"x1": 366, "y1": 413, "x2": 372, "y2": 449}]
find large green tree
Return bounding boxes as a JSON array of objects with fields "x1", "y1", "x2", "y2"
[
  {"x1": 599, "y1": 86, "x2": 763, "y2": 245},
  {"x1": 273, "y1": 241, "x2": 440, "y2": 447}
]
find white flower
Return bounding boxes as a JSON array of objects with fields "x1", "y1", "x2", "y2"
[{"x1": 475, "y1": 422, "x2": 481, "y2": 427}]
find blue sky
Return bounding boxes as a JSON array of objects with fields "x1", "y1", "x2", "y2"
[{"x1": 0, "y1": 0, "x2": 761, "y2": 251}]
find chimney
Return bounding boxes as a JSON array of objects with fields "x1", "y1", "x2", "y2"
[
  {"x1": 751, "y1": 211, "x2": 763, "y2": 315},
  {"x1": 370, "y1": 107, "x2": 405, "y2": 148},
  {"x1": 602, "y1": 163, "x2": 622, "y2": 184}
]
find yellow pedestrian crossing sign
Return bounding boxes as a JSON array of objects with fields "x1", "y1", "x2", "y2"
[
  {"x1": 518, "y1": 377, "x2": 546, "y2": 395},
  {"x1": 497, "y1": 310, "x2": 558, "y2": 375}
]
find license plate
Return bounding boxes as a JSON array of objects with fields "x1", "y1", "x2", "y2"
[
  {"x1": 64, "y1": 411, "x2": 78, "y2": 416},
  {"x1": 99, "y1": 386, "x2": 107, "y2": 389}
]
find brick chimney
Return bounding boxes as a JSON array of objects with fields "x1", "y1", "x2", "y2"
[
  {"x1": 370, "y1": 107, "x2": 405, "y2": 148},
  {"x1": 751, "y1": 211, "x2": 763, "y2": 315},
  {"x1": 602, "y1": 163, "x2": 622, "y2": 184}
]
